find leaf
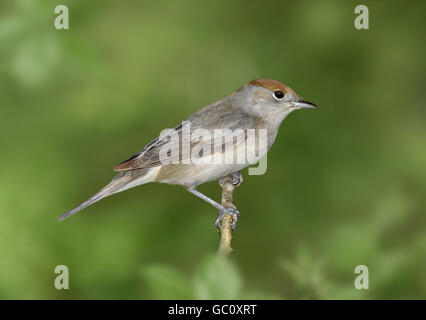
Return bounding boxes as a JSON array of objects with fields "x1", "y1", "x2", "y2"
[
  {"x1": 193, "y1": 254, "x2": 241, "y2": 299},
  {"x1": 239, "y1": 290, "x2": 283, "y2": 300},
  {"x1": 141, "y1": 264, "x2": 192, "y2": 299}
]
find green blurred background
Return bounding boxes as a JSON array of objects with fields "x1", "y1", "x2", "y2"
[{"x1": 0, "y1": 0, "x2": 425, "y2": 299}]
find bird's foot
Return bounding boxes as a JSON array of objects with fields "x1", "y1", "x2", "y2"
[
  {"x1": 231, "y1": 171, "x2": 243, "y2": 186},
  {"x1": 215, "y1": 206, "x2": 240, "y2": 230},
  {"x1": 219, "y1": 171, "x2": 243, "y2": 187}
]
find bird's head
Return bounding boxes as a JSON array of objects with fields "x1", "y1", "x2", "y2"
[{"x1": 235, "y1": 78, "x2": 318, "y2": 120}]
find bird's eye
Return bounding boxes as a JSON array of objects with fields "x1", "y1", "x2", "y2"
[{"x1": 273, "y1": 90, "x2": 285, "y2": 100}]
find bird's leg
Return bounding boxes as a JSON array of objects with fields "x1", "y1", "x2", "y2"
[
  {"x1": 185, "y1": 187, "x2": 223, "y2": 211},
  {"x1": 185, "y1": 186, "x2": 240, "y2": 229}
]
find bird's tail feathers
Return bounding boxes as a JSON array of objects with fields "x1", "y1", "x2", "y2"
[{"x1": 57, "y1": 173, "x2": 133, "y2": 221}]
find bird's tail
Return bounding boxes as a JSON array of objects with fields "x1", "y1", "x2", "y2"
[{"x1": 57, "y1": 172, "x2": 134, "y2": 221}]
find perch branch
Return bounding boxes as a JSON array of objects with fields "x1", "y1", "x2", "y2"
[{"x1": 217, "y1": 173, "x2": 242, "y2": 257}]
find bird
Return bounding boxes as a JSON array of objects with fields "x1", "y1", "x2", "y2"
[{"x1": 58, "y1": 78, "x2": 317, "y2": 228}]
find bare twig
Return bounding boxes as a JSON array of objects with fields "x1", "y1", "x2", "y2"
[{"x1": 217, "y1": 173, "x2": 242, "y2": 257}]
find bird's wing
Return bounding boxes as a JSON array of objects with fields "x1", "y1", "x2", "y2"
[
  {"x1": 113, "y1": 123, "x2": 181, "y2": 171},
  {"x1": 113, "y1": 111, "x2": 255, "y2": 172}
]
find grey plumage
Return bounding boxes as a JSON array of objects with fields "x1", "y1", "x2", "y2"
[{"x1": 58, "y1": 79, "x2": 317, "y2": 221}]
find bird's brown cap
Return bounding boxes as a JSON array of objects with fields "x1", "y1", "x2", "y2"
[{"x1": 249, "y1": 78, "x2": 298, "y2": 97}]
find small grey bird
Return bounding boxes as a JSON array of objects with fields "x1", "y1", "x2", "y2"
[{"x1": 58, "y1": 78, "x2": 317, "y2": 226}]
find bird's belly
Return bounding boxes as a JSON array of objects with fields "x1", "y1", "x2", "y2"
[
  {"x1": 154, "y1": 136, "x2": 268, "y2": 187},
  {"x1": 155, "y1": 163, "x2": 247, "y2": 188}
]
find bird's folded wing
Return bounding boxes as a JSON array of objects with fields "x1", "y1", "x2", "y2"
[{"x1": 113, "y1": 113, "x2": 254, "y2": 172}]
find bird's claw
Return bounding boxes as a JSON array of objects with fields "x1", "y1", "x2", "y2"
[
  {"x1": 215, "y1": 207, "x2": 240, "y2": 230},
  {"x1": 219, "y1": 171, "x2": 243, "y2": 188},
  {"x1": 231, "y1": 171, "x2": 243, "y2": 186}
]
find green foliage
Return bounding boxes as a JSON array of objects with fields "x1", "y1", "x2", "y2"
[
  {"x1": 193, "y1": 255, "x2": 242, "y2": 299},
  {"x1": 142, "y1": 255, "x2": 281, "y2": 299},
  {"x1": 141, "y1": 265, "x2": 192, "y2": 299}
]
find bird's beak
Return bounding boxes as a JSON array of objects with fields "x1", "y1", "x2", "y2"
[{"x1": 293, "y1": 99, "x2": 318, "y2": 109}]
